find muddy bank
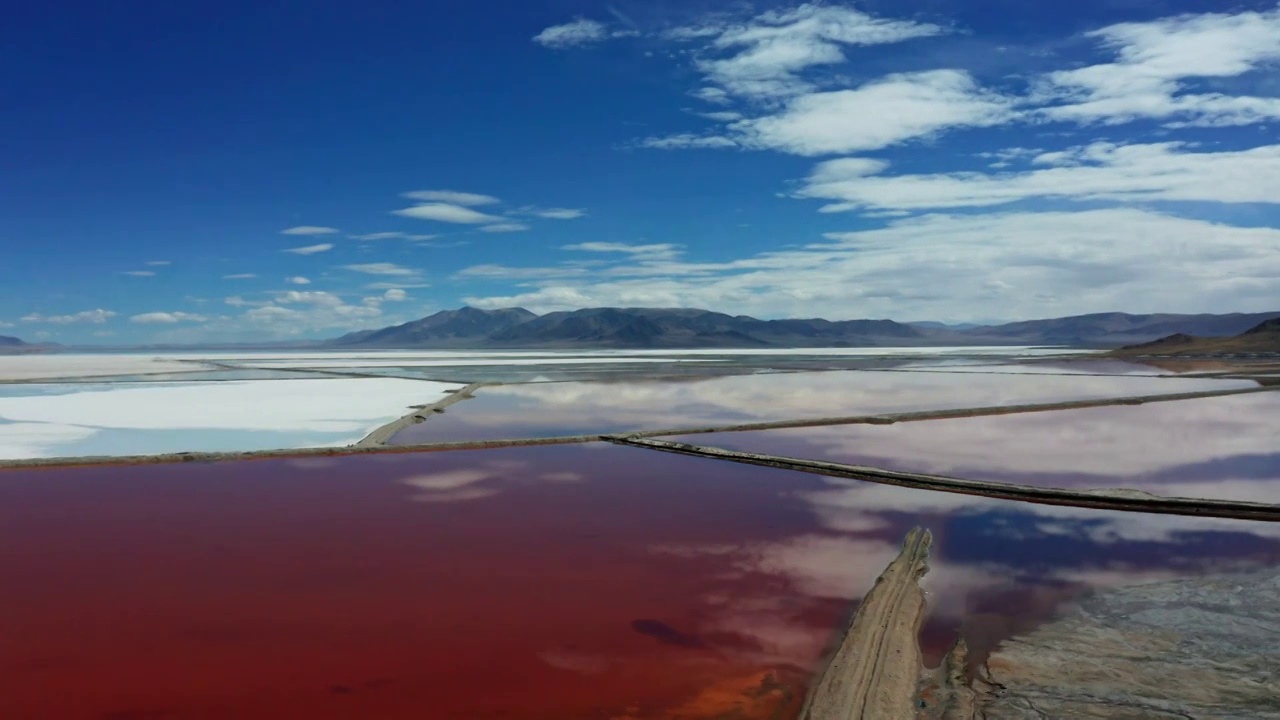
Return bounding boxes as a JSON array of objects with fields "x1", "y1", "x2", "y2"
[{"x1": 982, "y1": 569, "x2": 1280, "y2": 718}]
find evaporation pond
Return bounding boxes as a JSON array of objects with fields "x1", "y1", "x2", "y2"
[
  {"x1": 389, "y1": 368, "x2": 1255, "y2": 444},
  {"x1": 0, "y1": 378, "x2": 462, "y2": 460},
  {"x1": 676, "y1": 392, "x2": 1280, "y2": 503},
  {"x1": 2, "y1": 444, "x2": 1278, "y2": 718}
]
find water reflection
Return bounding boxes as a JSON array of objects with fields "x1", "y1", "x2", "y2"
[
  {"x1": 679, "y1": 392, "x2": 1280, "y2": 503},
  {"x1": 390, "y1": 368, "x2": 1255, "y2": 444},
  {"x1": 0, "y1": 444, "x2": 1275, "y2": 718}
]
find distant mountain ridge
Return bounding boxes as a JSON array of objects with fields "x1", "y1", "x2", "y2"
[
  {"x1": 330, "y1": 307, "x2": 1280, "y2": 349},
  {"x1": 0, "y1": 335, "x2": 60, "y2": 355},
  {"x1": 1113, "y1": 317, "x2": 1280, "y2": 356},
  {"x1": 333, "y1": 307, "x2": 537, "y2": 347},
  {"x1": 332, "y1": 306, "x2": 931, "y2": 348},
  {"x1": 961, "y1": 311, "x2": 1280, "y2": 347}
]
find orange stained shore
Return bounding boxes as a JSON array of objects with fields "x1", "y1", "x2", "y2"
[{"x1": 0, "y1": 446, "x2": 851, "y2": 719}]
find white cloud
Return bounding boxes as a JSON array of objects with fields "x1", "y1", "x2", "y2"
[
  {"x1": 130, "y1": 312, "x2": 208, "y2": 324},
  {"x1": 531, "y1": 208, "x2": 586, "y2": 219},
  {"x1": 281, "y1": 226, "x2": 339, "y2": 235},
  {"x1": 285, "y1": 276, "x2": 311, "y2": 285},
  {"x1": 223, "y1": 273, "x2": 257, "y2": 280},
  {"x1": 400, "y1": 190, "x2": 500, "y2": 206},
  {"x1": 533, "y1": 19, "x2": 610, "y2": 48},
  {"x1": 731, "y1": 70, "x2": 1016, "y2": 156},
  {"x1": 393, "y1": 203, "x2": 504, "y2": 224},
  {"x1": 21, "y1": 309, "x2": 117, "y2": 325},
  {"x1": 798, "y1": 141, "x2": 1280, "y2": 212},
  {"x1": 275, "y1": 290, "x2": 344, "y2": 305},
  {"x1": 479, "y1": 222, "x2": 530, "y2": 233},
  {"x1": 121, "y1": 270, "x2": 156, "y2": 277},
  {"x1": 640, "y1": 134, "x2": 739, "y2": 150},
  {"x1": 678, "y1": 4, "x2": 945, "y2": 100},
  {"x1": 466, "y1": 208, "x2": 1280, "y2": 321},
  {"x1": 696, "y1": 110, "x2": 745, "y2": 122},
  {"x1": 562, "y1": 242, "x2": 682, "y2": 260},
  {"x1": 691, "y1": 87, "x2": 733, "y2": 105},
  {"x1": 455, "y1": 264, "x2": 589, "y2": 280},
  {"x1": 382, "y1": 289, "x2": 407, "y2": 302},
  {"x1": 238, "y1": 296, "x2": 385, "y2": 332},
  {"x1": 366, "y1": 281, "x2": 431, "y2": 290},
  {"x1": 145, "y1": 260, "x2": 171, "y2": 266},
  {"x1": 283, "y1": 243, "x2": 334, "y2": 255},
  {"x1": 1038, "y1": 8, "x2": 1280, "y2": 126},
  {"x1": 349, "y1": 231, "x2": 439, "y2": 241},
  {"x1": 342, "y1": 263, "x2": 417, "y2": 276}
]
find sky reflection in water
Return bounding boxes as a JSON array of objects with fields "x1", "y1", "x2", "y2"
[
  {"x1": 680, "y1": 392, "x2": 1280, "y2": 504},
  {"x1": 1, "y1": 443, "x2": 1276, "y2": 718},
  {"x1": 390, "y1": 367, "x2": 1255, "y2": 444}
]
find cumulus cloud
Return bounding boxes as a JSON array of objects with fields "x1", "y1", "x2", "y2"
[
  {"x1": 275, "y1": 290, "x2": 336, "y2": 305},
  {"x1": 21, "y1": 309, "x2": 117, "y2": 325},
  {"x1": 1038, "y1": 7, "x2": 1280, "y2": 126},
  {"x1": 641, "y1": 6, "x2": 1280, "y2": 158},
  {"x1": 281, "y1": 226, "x2": 340, "y2": 235},
  {"x1": 797, "y1": 141, "x2": 1280, "y2": 212},
  {"x1": 239, "y1": 294, "x2": 384, "y2": 333},
  {"x1": 223, "y1": 273, "x2": 257, "y2": 280},
  {"x1": 644, "y1": 69, "x2": 1014, "y2": 156},
  {"x1": 121, "y1": 270, "x2": 156, "y2": 277},
  {"x1": 283, "y1": 243, "x2": 334, "y2": 255},
  {"x1": 401, "y1": 190, "x2": 500, "y2": 206},
  {"x1": 285, "y1": 276, "x2": 311, "y2": 285},
  {"x1": 393, "y1": 203, "x2": 504, "y2": 224},
  {"x1": 738, "y1": 70, "x2": 1014, "y2": 155},
  {"x1": 130, "y1": 312, "x2": 208, "y2": 324},
  {"x1": 145, "y1": 260, "x2": 171, "y2": 266},
  {"x1": 675, "y1": 4, "x2": 946, "y2": 100},
  {"x1": 342, "y1": 263, "x2": 417, "y2": 276},
  {"x1": 382, "y1": 289, "x2": 408, "y2": 302},
  {"x1": 533, "y1": 19, "x2": 610, "y2": 48},
  {"x1": 465, "y1": 208, "x2": 1280, "y2": 321}
]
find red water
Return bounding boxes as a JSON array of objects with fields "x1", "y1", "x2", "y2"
[
  {"x1": 3, "y1": 443, "x2": 1278, "y2": 719},
  {"x1": 0, "y1": 447, "x2": 844, "y2": 719}
]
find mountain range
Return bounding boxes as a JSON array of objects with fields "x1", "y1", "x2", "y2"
[
  {"x1": 1113, "y1": 317, "x2": 1280, "y2": 356},
  {"x1": 330, "y1": 307, "x2": 1280, "y2": 349}
]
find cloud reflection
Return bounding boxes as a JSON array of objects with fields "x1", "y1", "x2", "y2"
[
  {"x1": 690, "y1": 392, "x2": 1280, "y2": 504},
  {"x1": 393, "y1": 367, "x2": 1255, "y2": 443}
]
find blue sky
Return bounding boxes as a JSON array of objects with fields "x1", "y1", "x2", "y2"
[{"x1": 3, "y1": 0, "x2": 1279, "y2": 344}]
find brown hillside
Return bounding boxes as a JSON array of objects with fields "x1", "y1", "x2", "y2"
[{"x1": 1112, "y1": 317, "x2": 1280, "y2": 356}]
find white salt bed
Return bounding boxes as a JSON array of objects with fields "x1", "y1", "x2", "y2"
[
  {"x1": 0, "y1": 354, "x2": 213, "y2": 381},
  {"x1": 0, "y1": 422, "x2": 99, "y2": 459},
  {"x1": 0, "y1": 377, "x2": 462, "y2": 460},
  {"x1": 231, "y1": 357, "x2": 717, "y2": 369}
]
